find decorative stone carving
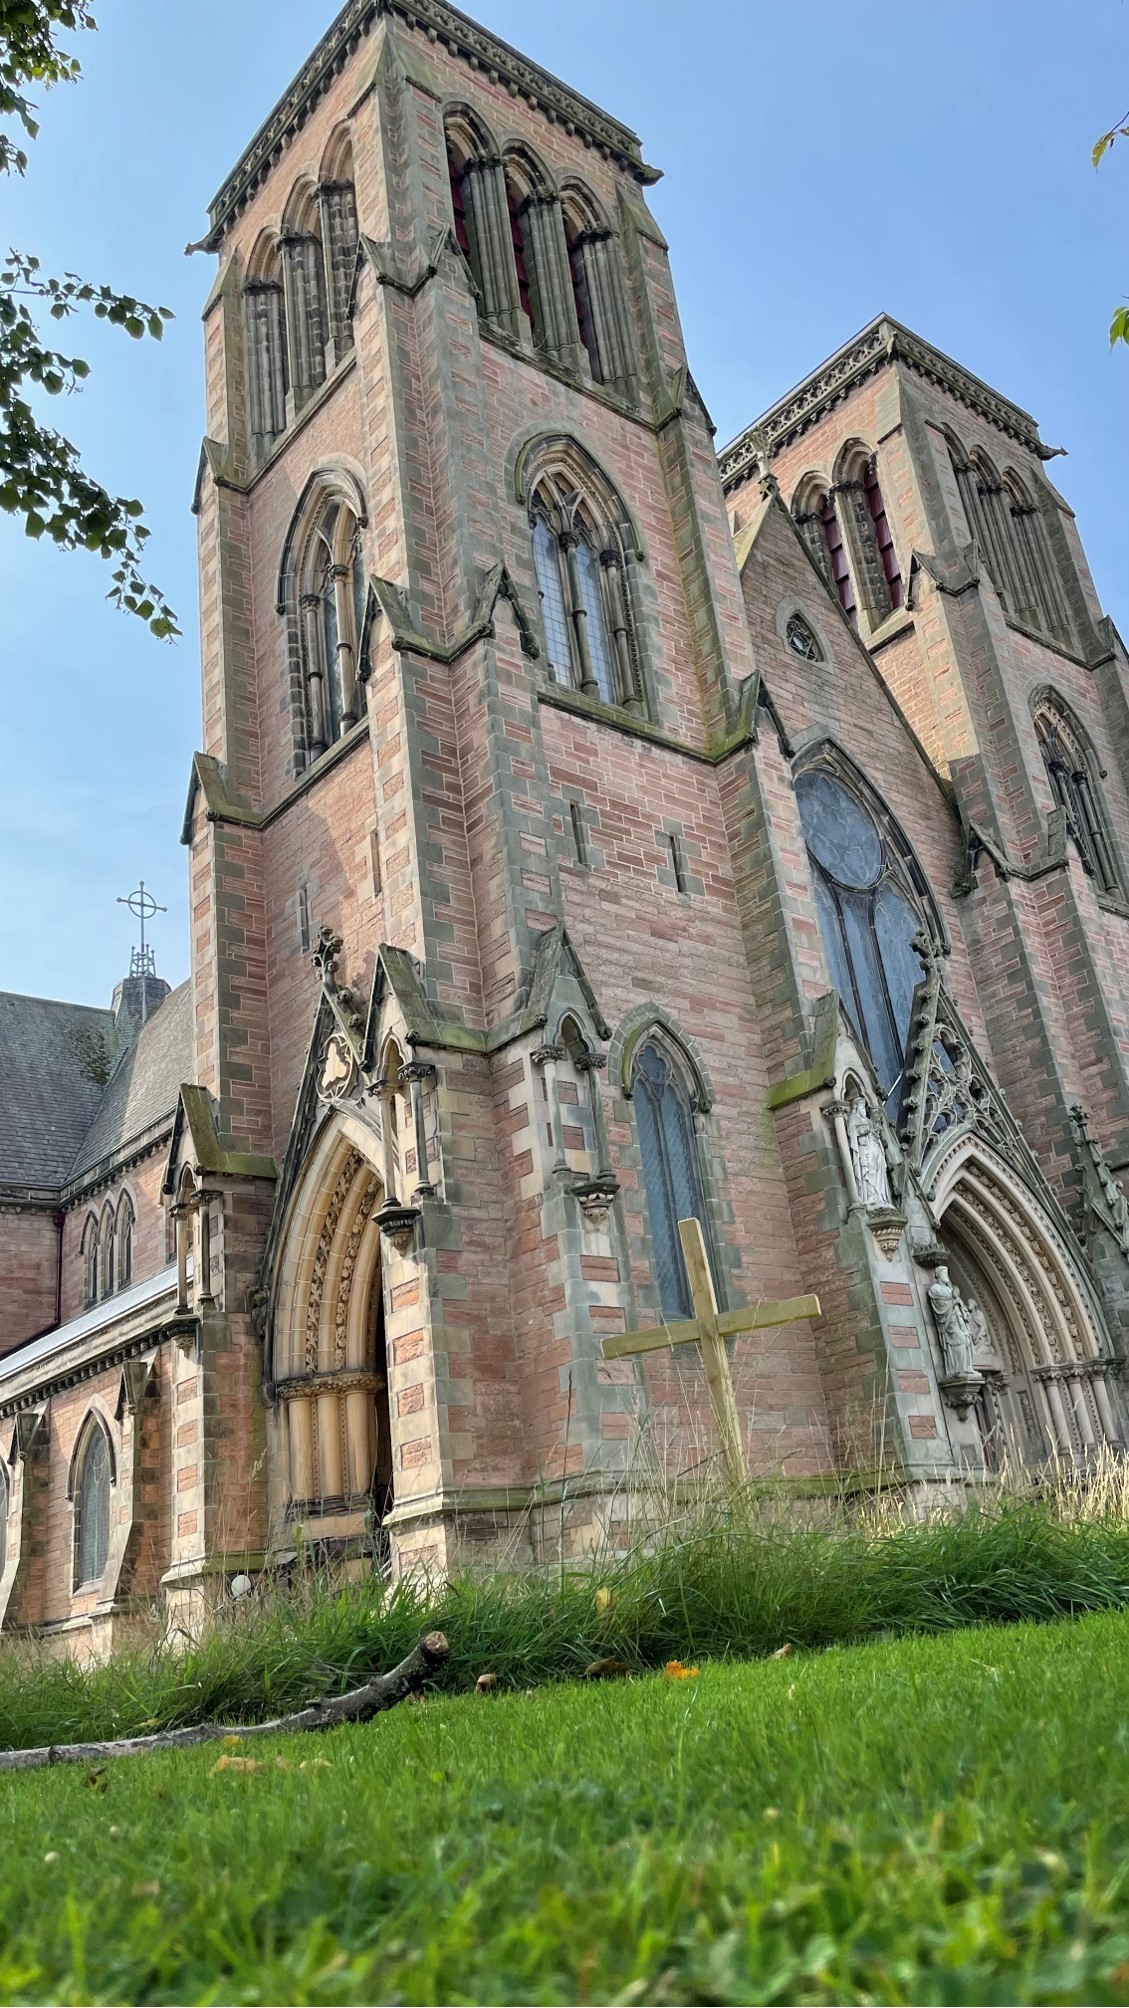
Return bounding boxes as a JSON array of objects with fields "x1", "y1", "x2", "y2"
[
  {"x1": 319, "y1": 1033, "x2": 355, "y2": 1101},
  {"x1": 569, "y1": 1173, "x2": 620, "y2": 1227},
  {"x1": 922, "y1": 1259, "x2": 984, "y2": 1416},
  {"x1": 1069, "y1": 1103, "x2": 1129, "y2": 1257},
  {"x1": 847, "y1": 1097, "x2": 893, "y2": 1210},
  {"x1": 306, "y1": 1151, "x2": 360, "y2": 1370},
  {"x1": 374, "y1": 1197, "x2": 421, "y2": 1256}
]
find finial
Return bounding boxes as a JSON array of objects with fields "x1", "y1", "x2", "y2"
[{"x1": 116, "y1": 880, "x2": 166, "y2": 980}]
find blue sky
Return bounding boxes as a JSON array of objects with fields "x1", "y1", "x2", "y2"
[{"x1": 1, "y1": 0, "x2": 1125, "y2": 1005}]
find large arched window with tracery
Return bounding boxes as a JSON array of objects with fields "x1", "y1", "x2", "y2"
[
  {"x1": 528, "y1": 461, "x2": 642, "y2": 712},
  {"x1": 1034, "y1": 693, "x2": 1123, "y2": 897},
  {"x1": 796, "y1": 760, "x2": 938, "y2": 1110},
  {"x1": 631, "y1": 1034, "x2": 710, "y2": 1319},
  {"x1": 72, "y1": 1419, "x2": 112, "y2": 1589}
]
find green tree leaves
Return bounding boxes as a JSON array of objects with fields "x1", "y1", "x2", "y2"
[
  {"x1": 1093, "y1": 111, "x2": 1129, "y2": 352},
  {"x1": 0, "y1": 0, "x2": 178, "y2": 638}
]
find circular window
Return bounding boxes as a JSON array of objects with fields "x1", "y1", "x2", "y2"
[{"x1": 795, "y1": 771, "x2": 882, "y2": 889}]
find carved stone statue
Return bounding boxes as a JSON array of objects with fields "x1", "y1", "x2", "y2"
[
  {"x1": 965, "y1": 1297, "x2": 994, "y2": 1365},
  {"x1": 927, "y1": 1264, "x2": 976, "y2": 1378},
  {"x1": 847, "y1": 1097, "x2": 893, "y2": 1211}
]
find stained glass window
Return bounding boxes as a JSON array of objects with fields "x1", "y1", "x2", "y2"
[
  {"x1": 786, "y1": 613, "x2": 821, "y2": 661},
  {"x1": 633, "y1": 1038, "x2": 709, "y2": 1319},
  {"x1": 74, "y1": 1425, "x2": 111, "y2": 1588},
  {"x1": 796, "y1": 767, "x2": 929, "y2": 1114}
]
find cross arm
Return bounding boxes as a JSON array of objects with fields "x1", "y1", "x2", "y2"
[{"x1": 601, "y1": 1292, "x2": 821, "y2": 1361}]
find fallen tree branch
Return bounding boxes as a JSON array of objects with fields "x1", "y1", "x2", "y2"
[{"x1": 0, "y1": 1629, "x2": 450, "y2": 1773}]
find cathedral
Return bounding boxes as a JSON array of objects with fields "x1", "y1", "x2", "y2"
[{"x1": 3, "y1": 0, "x2": 1129, "y2": 1652}]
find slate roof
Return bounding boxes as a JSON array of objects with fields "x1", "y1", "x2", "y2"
[
  {"x1": 70, "y1": 981, "x2": 193, "y2": 1179},
  {"x1": 0, "y1": 981, "x2": 192, "y2": 1191}
]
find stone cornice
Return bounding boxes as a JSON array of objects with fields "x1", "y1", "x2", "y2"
[
  {"x1": 719, "y1": 317, "x2": 1044, "y2": 492},
  {"x1": 206, "y1": 0, "x2": 653, "y2": 242}
]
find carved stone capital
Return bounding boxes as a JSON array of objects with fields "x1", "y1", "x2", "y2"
[
  {"x1": 531, "y1": 1044, "x2": 564, "y2": 1067},
  {"x1": 867, "y1": 1206, "x2": 907, "y2": 1260},
  {"x1": 569, "y1": 1173, "x2": 620, "y2": 1226},
  {"x1": 937, "y1": 1369, "x2": 983, "y2": 1420},
  {"x1": 573, "y1": 1051, "x2": 608, "y2": 1074}
]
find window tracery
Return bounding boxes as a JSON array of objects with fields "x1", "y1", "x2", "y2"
[
  {"x1": 631, "y1": 1033, "x2": 710, "y2": 1320},
  {"x1": 796, "y1": 757, "x2": 939, "y2": 1113},
  {"x1": 785, "y1": 612, "x2": 821, "y2": 661},
  {"x1": 288, "y1": 488, "x2": 368, "y2": 763},
  {"x1": 72, "y1": 1419, "x2": 111, "y2": 1590},
  {"x1": 1033, "y1": 693, "x2": 1123, "y2": 897},
  {"x1": 528, "y1": 460, "x2": 642, "y2": 712}
]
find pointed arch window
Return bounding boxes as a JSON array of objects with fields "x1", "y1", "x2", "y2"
[
  {"x1": 1034, "y1": 695, "x2": 1123, "y2": 897},
  {"x1": 529, "y1": 467, "x2": 641, "y2": 712},
  {"x1": 1006, "y1": 472, "x2": 1070, "y2": 642},
  {"x1": 632, "y1": 1036, "x2": 710, "y2": 1320},
  {"x1": 99, "y1": 1206, "x2": 116, "y2": 1301},
  {"x1": 296, "y1": 495, "x2": 366, "y2": 761},
  {"x1": 72, "y1": 1421, "x2": 111, "y2": 1589},
  {"x1": 562, "y1": 187, "x2": 635, "y2": 394},
  {"x1": 116, "y1": 1195, "x2": 134, "y2": 1292},
  {"x1": 316, "y1": 133, "x2": 358, "y2": 364},
  {"x1": 796, "y1": 762, "x2": 936, "y2": 1112},
  {"x1": 863, "y1": 459, "x2": 903, "y2": 612},
  {"x1": 819, "y1": 495, "x2": 857, "y2": 623},
  {"x1": 243, "y1": 240, "x2": 289, "y2": 462},
  {"x1": 81, "y1": 1215, "x2": 98, "y2": 1309}
]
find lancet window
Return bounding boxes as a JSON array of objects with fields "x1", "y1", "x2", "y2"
[
  {"x1": 631, "y1": 1034, "x2": 710, "y2": 1320},
  {"x1": 294, "y1": 494, "x2": 367, "y2": 761},
  {"x1": 244, "y1": 237, "x2": 289, "y2": 461},
  {"x1": 72, "y1": 1419, "x2": 111, "y2": 1589},
  {"x1": 948, "y1": 438, "x2": 1070, "y2": 645},
  {"x1": 81, "y1": 1215, "x2": 98, "y2": 1309},
  {"x1": 528, "y1": 460, "x2": 642, "y2": 711},
  {"x1": 796, "y1": 756, "x2": 939, "y2": 1112},
  {"x1": 1033, "y1": 694, "x2": 1123, "y2": 897},
  {"x1": 99, "y1": 1203, "x2": 116, "y2": 1302},
  {"x1": 562, "y1": 185, "x2": 635, "y2": 394},
  {"x1": 116, "y1": 1194, "x2": 134, "y2": 1292}
]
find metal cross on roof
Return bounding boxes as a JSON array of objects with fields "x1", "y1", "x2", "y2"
[{"x1": 117, "y1": 880, "x2": 167, "y2": 979}]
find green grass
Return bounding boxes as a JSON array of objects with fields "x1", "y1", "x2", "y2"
[
  {"x1": 5, "y1": 1608, "x2": 1129, "y2": 2002},
  {"x1": 4, "y1": 1501, "x2": 1129, "y2": 1751}
]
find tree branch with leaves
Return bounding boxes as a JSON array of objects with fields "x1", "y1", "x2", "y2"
[
  {"x1": 1093, "y1": 111, "x2": 1129, "y2": 351},
  {"x1": 0, "y1": 0, "x2": 178, "y2": 636}
]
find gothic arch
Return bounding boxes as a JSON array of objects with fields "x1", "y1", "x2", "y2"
[
  {"x1": 511, "y1": 428, "x2": 646, "y2": 558},
  {"x1": 267, "y1": 1113, "x2": 391, "y2": 1522},
  {"x1": 793, "y1": 739, "x2": 949, "y2": 946},
  {"x1": 774, "y1": 595, "x2": 831, "y2": 664},
  {"x1": 443, "y1": 100, "x2": 501, "y2": 168},
  {"x1": 501, "y1": 140, "x2": 555, "y2": 203},
  {"x1": 68, "y1": 1408, "x2": 116, "y2": 1591},
  {"x1": 280, "y1": 176, "x2": 321, "y2": 237},
  {"x1": 319, "y1": 123, "x2": 355, "y2": 184},
  {"x1": 929, "y1": 1135, "x2": 1120, "y2": 1455},
  {"x1": 1031, "y1": 686, "x2": 1123, "y2": 895},
  {"x1": 276, "y1": 464, "x2": 368, "y2": 613},
  {"x1": 611, "y1": 1005, "x2": 714, "y2": 1112},
  {"x1": 831, "y1": 436, "x2": 874, "y2": 485}
]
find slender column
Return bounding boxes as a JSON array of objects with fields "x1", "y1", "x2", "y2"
[
  {"x1": 281, "y1": 233, "x2": 327, "y2": 405},
  {"x1": 532, "y1": 1045, "x2": 567, "y2": 1173},
  {"x1": 1092, "y1": 1369, "x2": 1120, "y2": 1445},
  {"x1": 301, "y1": 592, "x2": 329, "y2": 758},
  {"x1": 243, "y1": 281, "x2": 287, "y2": 455},
  {"x1": 330, "y1": 563, "x2": 358, "y2": 727},
  {"x1": 317, "y1": 1392, "x2": 344, "y2": 1500},
  {"x1": 561, "y1": 536, "x2": 598, "y2": 696},
  {"x1": 288, "y1": 1395, "x2": 316, "y2": 1506},
  {"x1": 572, "y1": 231, "x2": 634, "y2": 390},
  {"x1": 174, "y1": 1207, "x2": 190, "y2": 1314},
  {"x1": 460, "y1": 159, "x2": 522, "y2": 334},
  {"x1": 377, "y1": 1085, "x2": 400, "y2": 1204},
  {"x1": 1042, "y1": 1375, "x2": 1075, "y2": 1456},
  {"x1": 575, "y1": 1052, "x2": 613, "y2": 1178},
  {"x1": 795, "y1": 511, "x2": 835, "y2": 592},
  {"x1": 344, "y1": 1388, "x2": 375, "y2": 1500},
  {"x1": 317, "y1": 179, "x2": 358, "y2": 360},
  {"x1": 836, "y1": 480, "x2": 888, "y2": 624},
  {"x1": 399, "y1": 1062, "x2": 437, "y2": 1198},
  {"x1": 522, "y1": 196, "x2": 584, "y2": 367},
  {"x1": 823, "y1": 1099, "x2": 864, "y2": 1215},
  {"x1": 1066, "y1": 1373, "x2": 1096, "y2": 1448},
  {"x1": 197, "y1": 1192, "x2": 215, "y2": 1309},
  {"x1": 602, "y1": 553, "x2": 637, "y2": 711}
]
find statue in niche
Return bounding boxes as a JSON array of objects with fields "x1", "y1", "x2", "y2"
[
  {"x1": 1098, "y1": 1158, "x2": 1129, "y2": 1244},
  {"x1": 966, "y1": 1298, "x2": 995, "y2": 1366},
  {"x1": 927, "y1": 1264, "x2": 977, "y2": 1378},
  {"x1": 847, "y1": 1096, "x2": 893, "y2": 1211}
]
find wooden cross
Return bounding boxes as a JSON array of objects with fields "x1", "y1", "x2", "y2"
[{"x1": 601, "y1": 1218, "x2": 821, "y2": 1489}]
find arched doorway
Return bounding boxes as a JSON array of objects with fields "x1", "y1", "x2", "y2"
[
  {"x1": 932, "y1": 1141, "x2": 1121, "y2": 1468},
  {"x1": 267, "y1": 1122, "x2": 394, "y2": 1555}
]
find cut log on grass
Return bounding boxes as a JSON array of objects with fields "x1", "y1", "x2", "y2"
[{"x1": 0, "y1": 1630, "x2": 450, "y2": 1773}]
